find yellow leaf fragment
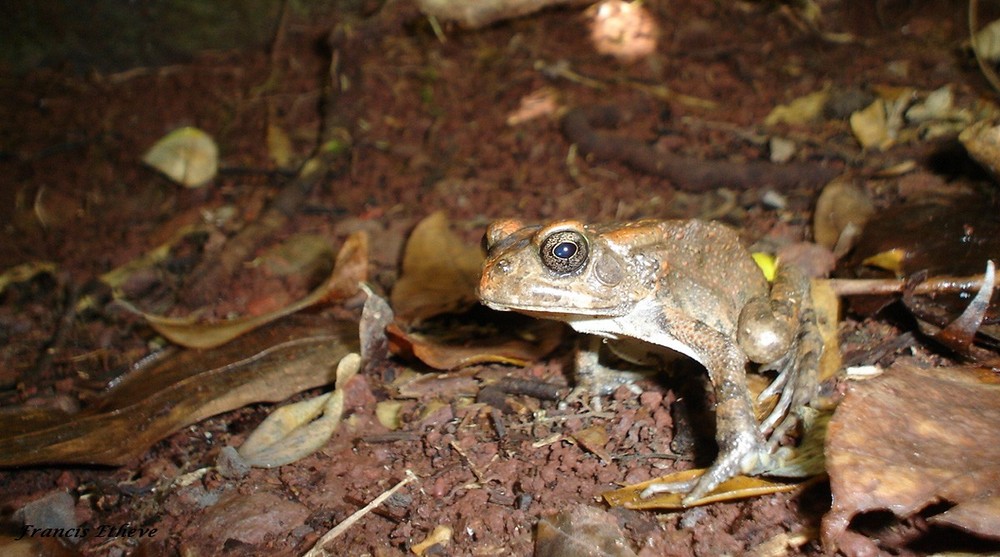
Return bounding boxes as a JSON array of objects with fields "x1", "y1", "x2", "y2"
[
  {"x1": 752, "y1": 252, "x2": 778, "y2": 282},
  {"x1": 850, "y1": 99, "x2": 892, "y2": 150},
  {"x1": 411, "y1": 524, "x2": 452, "y2": 556},
  {"x1": 764, "y1": 89, "x2": 830, "y2": 126},
  {"x1": 267, "y1": 124, "x2": 294, "y2": 168},
  {"x1": 860, "y1": 248, "x2": 907, "y2": 275},
  {"x1": 375, "y1": 400, "x2": 404, "y2": 430}
]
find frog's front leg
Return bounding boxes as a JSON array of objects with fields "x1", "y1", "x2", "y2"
[
  {"x1": 737, "y1": 264, "x2": 815, "y2": 435},
  {"x1": 642, "y1": 328, "x2": 766, "y2": 504},
  {"x1": 573, "y1": 336, "x2": 659, "y2": 397}
]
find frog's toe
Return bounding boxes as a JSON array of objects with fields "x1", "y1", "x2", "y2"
[{"x1": 639, "y1": 476, "x2": 699, "y2": 499}]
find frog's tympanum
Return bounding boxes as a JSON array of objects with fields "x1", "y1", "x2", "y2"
[{"x1": 479, "y1": 219, "x2": 820, "y2": 504}]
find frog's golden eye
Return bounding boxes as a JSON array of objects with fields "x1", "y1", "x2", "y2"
[{"x1": 540, "y1": 230, "x2": 588, "y2": 274}]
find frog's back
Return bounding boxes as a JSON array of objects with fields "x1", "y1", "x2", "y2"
[{"x1": 641, "y1": 219, "x2": 768, "y2": 321}]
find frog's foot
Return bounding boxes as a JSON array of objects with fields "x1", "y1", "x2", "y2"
[
  {"x1": 562, "y1": 385, "x2": 602, "y2": 411},
  {"x1": 641, "y1": 427, "x2": 768, "y2": 505}
]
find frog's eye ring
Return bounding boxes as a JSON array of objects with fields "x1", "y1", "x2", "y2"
[{"x1": 540, "y1": 230, "x2": 588, "y2": 274}]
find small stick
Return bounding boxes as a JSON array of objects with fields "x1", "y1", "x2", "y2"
[
  {"x1": 302, "y1": 469, "x2": 418, "y2": 557},
  {"x1": 825, "y1": 272, "x2": 993, "y2": 297}
]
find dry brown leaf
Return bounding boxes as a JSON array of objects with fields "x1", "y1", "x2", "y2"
[
  {"x1": 359, "y1": 283, "x2": 393, "y2": 366},
  {"x1": 0, "y1": 316, "x2": 358, "y2": 466},
  {"x1": 822, "y1": 362, "x2": 1000, "y2": 551},
  {"x1": 843, "y1": 196, "x2": 1000, "y2": 347},
  {"x1": 535, "y1": 505, "x2": 637, "y2": 557},
  {"x1": 602, "y1": 468, "x2": 802, "y2": 510},
  {"x1": 391, "y1": 368, "x2": 479, "y2": 400},
  {"x1": 128, "y1": 231, "x2": 367, "y2": 349},
  {"x1": 391, "y1": 212, "x2": 483, "y2": 323},
  {"x1": 571, "y1": 425, "x2": 612, "y2": 463}
]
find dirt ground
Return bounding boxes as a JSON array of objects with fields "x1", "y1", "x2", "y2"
[{"x1": 0, "y1": 0, "x2": 996, "y2": 555}]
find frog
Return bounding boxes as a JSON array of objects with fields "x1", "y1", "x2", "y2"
[{"x1": 478, "y1": 218, "x2": 820, "y2": 504}]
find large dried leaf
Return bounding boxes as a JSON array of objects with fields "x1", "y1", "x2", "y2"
[
  {"x1": 126, "y1": 231, "x2": 368, "y2": 349},
  {"x1": 391, "y1": 212, "x2": 483, "y2": 323},
  {"x1": 822, "y1": 362, "x2": 1000, "y2": 550},
  {"x1": 0, "y1": 316, "x2": 358, "y2": 466}
]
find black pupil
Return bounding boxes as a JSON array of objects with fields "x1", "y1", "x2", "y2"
[{"x1": 552, "y1": 241, "x2": 578, "y2": 260}]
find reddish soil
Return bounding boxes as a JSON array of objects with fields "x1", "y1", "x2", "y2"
[{"x1": 0, "y1": 1, "x2": 993, "y2": 555}]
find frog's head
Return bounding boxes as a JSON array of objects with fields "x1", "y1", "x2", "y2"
[{"x1": 478, "y1": 219, "x2": 651, "y2": 318}]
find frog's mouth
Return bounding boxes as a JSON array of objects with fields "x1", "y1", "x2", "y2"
[{"x1": 479, "y1": 298, "x2": 622, "y2": 318}]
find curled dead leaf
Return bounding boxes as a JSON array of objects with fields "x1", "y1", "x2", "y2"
[
  {"x1": 571, "y1": 425, "x2": 611, "y2": 463},
  {"x1": 764, "y1": 89, "x2": 830, "y2": 126},
  {"x1": 238, "y1": 354, "x2": 361, "y2": 467}
]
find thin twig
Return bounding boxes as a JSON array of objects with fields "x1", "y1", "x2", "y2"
[
  {"x1": 825, "y1": 273, "x2": 993, "y2": 297},
  {"x1": 301, "y1": 469, "x2": 418, "y2": 557}
]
